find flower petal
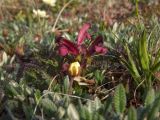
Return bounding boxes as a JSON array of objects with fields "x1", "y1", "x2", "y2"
[
  {"x1": 56, "y1": 37, "x2": 79, "y2": 56},
  {"x1": 68, "y1": 62, "x2": 81, "y2": 76},
  {"x1": 77, "y1": 23, "x2": 91, "y2": 45},
  {"x1": 95, "y1": 46, "x2": 108, "y2": 54},
  {"x1": 62, "y1": 62, "x2": 69, "y2": 72},
  {"x1": 88, "y1": 36, "x2": 103, "y2": 54},
  {"x1": 86, "y1": 32, "x2": 91, "y2": 40},
  {"x1": 78, "y1": 44, "x2": 87, "y2": 55},
  {"x1": 59, "y1": 46, "x2": 68, "y2": 56},
  {"x1": 33, "y1": 9, "x2": 49, "y2": 18},
  {"x1": 88, "y1": 36, "x2": 107, "y2": 55}
]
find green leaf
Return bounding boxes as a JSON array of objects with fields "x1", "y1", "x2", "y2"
[
  {"x1": 145, "y1": 88, "x2": 155, "y2": 106},
  {"x1": 82, "y1": 107, "x2": 92, "y2": 120},
  {"x1": 114, "y1": 84, "x2": 126, "y2": 114},
  {"x1": 57, "y1": 107, "x2": 65, "y2": 119},
  {"x1": 128, "y1": 106, "x2": 137, "y2": 120},
  {"x1": 67, "y1": 104, "x2": 79, "y2": 120},
  {"x1": 94, "y1": 97, "x2": 102, "y2": 111},
  {"x1": 41, "y1": 98, "x2": 57, "y2": 117},
  {"x1": 92, "y1": 113, "x2": 104, "y2": 120},
  {"x1": 95, "y1": 70, "x2": 105, "y2": 84},
  {"x1": 34, "y1": 89, "x2": 41, "y2": 104},
  {"x1": 153, "y1": 48, "x2": 160, "y2": 66},
  {"x1": 147, "y1": 95, "x2": 160, "y2": 120},
  {"x1": 87, "y1": 97, "x2": 101, "y2": 113},
  {"x1": 22, "y1": 104, "x2": 33, "y2": 120},
  {"x1": 63, "y1": 76, "x2": 70, "y2": 93},
  {"x1": 151, "y1": 61, "x2": 160, "y2": 72},
  {"x1": 5, "y1": 82, "x2": 25, "y2": 101},
  {"x1": 120, "y1": 58, "x2": 136, "y2": 79},
  {"x1": 5, "y1": 84, "x2": 19, "y2": 97},
  {"x1": 126, "y1": 45, "x2": 140, "y2": 78},
  {"x1": 138, "y1": 30, "x2": 149, "y2": 70}
]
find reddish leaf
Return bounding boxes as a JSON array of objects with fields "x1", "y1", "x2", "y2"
[
  {"x1": 77, "y1": 23, "x2": 91, "y2": 45},
  {"x1": 56, "y1": 37, "x2": 79, "y2": 56}
]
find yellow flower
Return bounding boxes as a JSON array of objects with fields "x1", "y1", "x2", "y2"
[
  {"x1": 68, "y1": 62, "x2": 81, "y2": 77},
  {"x1": 33, "y1": 9, "x2": 49, "y2": 18},
  {"x1": 42, "y1": 0, "x2": 56, "y2": 7}
]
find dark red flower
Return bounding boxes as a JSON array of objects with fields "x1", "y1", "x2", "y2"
[{"x1": 56, "y1": 23, "x2": 107, "y2": 57}]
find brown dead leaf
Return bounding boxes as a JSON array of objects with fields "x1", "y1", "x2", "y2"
[
  {"x1": 154, "y1": 72, "x2": 160, "y2": 80},
  {"x1": 34, "y1": 34, "x2": 41, "y2": 43},
  {"x1": 73, "y1": 76, "x2": 95, "y2": 86},
  {"x1": 2, "y1": 28, "x2": 9, "y2": 38},
  {"x1": 15, "y1": 44, "x2": 24, "y2": 56}
]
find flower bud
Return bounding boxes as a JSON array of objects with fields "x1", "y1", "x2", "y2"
[{"x1": 68, "y1": 62, "x2": 81, "y2": 77}]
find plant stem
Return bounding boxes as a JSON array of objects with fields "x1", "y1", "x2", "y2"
[{"x1": 69, "y1": 77, "x2": 74, "y2": 94}]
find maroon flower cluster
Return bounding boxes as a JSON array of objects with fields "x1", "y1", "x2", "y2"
[{"x1": 56, "y1": 23, "x2": 107, "y2": 57}]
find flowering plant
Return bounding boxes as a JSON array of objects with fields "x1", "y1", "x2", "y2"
[{"x1": 56, "y1": 23, "x2": 107, "y2": 82}]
